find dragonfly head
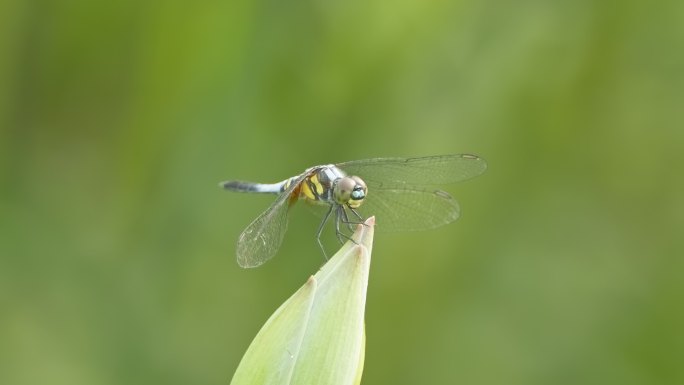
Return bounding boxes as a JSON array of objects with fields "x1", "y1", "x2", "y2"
[{"x1": 334, "y1": 176, "x2": 367, "y2": 208}]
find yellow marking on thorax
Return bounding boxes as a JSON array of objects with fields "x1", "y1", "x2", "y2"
[{"x1": 300, "y1": 174, "x2": 324, "y2": 202}]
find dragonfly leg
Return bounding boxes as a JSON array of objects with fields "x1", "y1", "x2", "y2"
[
  {"x1": 349, "y1": 207, "x2": 370, "y2": 229},
  {"x1": 334, "y1": 206, "x2": 344, "y2": 243},
  {"x1": 335, "y1": 206, "x2": 357, "y2": 245},
  {"x1": 316, "y1": 204, "x2": 334, "y2": 260},
  {"x1": 342, "y1": 207, "x2": 354, "y2": 232},
  {"x1": 338, "y1": 206, "x2": 366, "y2": 232},
  {"x1": 349, "y1": 207, "x2": 368, "y2": 226},
  {"x1": 349, "y1": 207, "x2": 365, "y2": 221}
]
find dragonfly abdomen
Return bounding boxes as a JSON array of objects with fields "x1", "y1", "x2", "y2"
[{"x1": 220, "y1": 180, "x2": 284, "y2": 194}]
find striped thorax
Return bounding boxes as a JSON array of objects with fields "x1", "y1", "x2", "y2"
[{"x1": 282, "y1": 165, "x2": 368, "y2": 209}]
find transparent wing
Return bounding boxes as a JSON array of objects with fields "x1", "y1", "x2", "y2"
[
  {"x1": 337, "y1": 154, "x2": 487, "y2": 188},
  {"x1": 353, "y1": 187, "x2": 461, "y2": 232},
  {"x1": 235, "y1": 174, "x2": 307, "y2": 268}
]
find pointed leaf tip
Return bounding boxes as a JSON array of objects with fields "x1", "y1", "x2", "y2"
[{"x1": 231, "y1": 215, "x2": 375, "y2": 385}]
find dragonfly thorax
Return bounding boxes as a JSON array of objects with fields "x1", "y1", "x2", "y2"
[
  {"x1": 300, "y1": 166, "x2": 368, "y2": 209},
  {"x1": 333, "y1": 175, "x2": 367, "y2": 208}
]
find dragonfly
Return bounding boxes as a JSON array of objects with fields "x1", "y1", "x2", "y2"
[{"x1": 220, "y1": 154, "x2": 487, "y2": 268}]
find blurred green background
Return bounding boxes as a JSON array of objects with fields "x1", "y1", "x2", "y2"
[{"x1": 1, "y1": 0, "x2": 682, "y2": 384}]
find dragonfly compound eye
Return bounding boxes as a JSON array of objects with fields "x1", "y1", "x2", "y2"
[
  {"x1": 351, "y1": 188, "x2": 364, "y2": 200},
  {"x1": 335, "y1": 176, "x2": 368, "y2": 206},
  {"x1": 334, "y1": 177, "x2": 355, "y2": 203},
  {"x1": 347, "y1": 176, "x2": 367, "y2": 208}
]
